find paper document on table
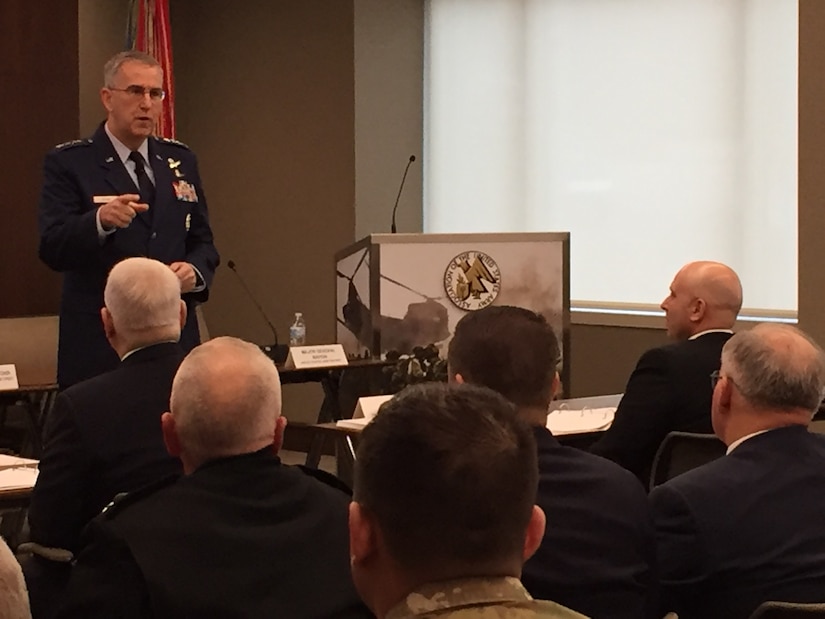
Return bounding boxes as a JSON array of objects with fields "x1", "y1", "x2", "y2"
[
  {"x1": 336, "y1": 417, "x2": 371, "y2": 431},
  {"x1": 0, "y1": 466, "x2": 38, "y2": 491},
  {"x1": 351, "y1": 395, "x2": 392, "y2": 420},
  {"x1": 0, "y1": 454, "x2": 38, "y2": 471},
  {"x1": 547, "y1": 407, "x2": 615, "y2": 435}
]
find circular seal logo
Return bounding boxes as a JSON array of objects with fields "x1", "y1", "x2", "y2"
[{"x1": 444, "y1": 250, "x2": 502, "y2": 311}]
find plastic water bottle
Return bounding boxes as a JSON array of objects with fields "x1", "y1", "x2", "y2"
[{"x1": 289, "y1": 312, "x2": 306, "y2": 346}]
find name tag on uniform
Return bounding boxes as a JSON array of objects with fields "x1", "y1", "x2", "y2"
[{"x1": 93, "y1": 195, "x2": 118, "y2": 204}]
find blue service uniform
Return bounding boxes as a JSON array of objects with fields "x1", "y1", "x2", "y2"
[{"x1": 38, "y1": 123, "x2": 219, "y2": 388}]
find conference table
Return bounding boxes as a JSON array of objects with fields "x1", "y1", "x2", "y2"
[
  {"x1": 0, "y1": 382, "x2": 58, "y2": 459},
  {"x1": 275, "y1": 358, "x2": 393, "y2": 469},
  {"x1": 307, "y1": 393, "x2": 621, "y2": 487}
]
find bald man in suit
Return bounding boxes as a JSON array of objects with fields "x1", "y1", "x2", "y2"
[{"x1": 591, "y1": 261, "x2": 742, "y2": 485}]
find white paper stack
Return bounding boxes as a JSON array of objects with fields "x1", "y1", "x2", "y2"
[
  {"x1": 0, "y1": 454, "x2": 38, "y2": 471},
  {"x1": 0, "y1": 467, "x2": 38, "y2": 492},
  {"x1": 336, "y1": 397, "x2": 615, "y2": 437},
  {"x1": 547, "y1": 407, "x2": 615, "y2": 435}
]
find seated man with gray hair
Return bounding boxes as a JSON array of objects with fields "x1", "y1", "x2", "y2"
[
  {"x1": 26, "y1": 257, "x2": 187, "y2": 616},
  {"x1": 57, "y1": 337, "x2": 370, "y2": 619},
  {"x1": 650, "y1": 323, "x2": 825, "y2": 619}
]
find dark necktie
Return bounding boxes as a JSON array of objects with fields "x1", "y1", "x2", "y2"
[{"x1": 128, "y1": 151, "x2": 156, "y2": 206}]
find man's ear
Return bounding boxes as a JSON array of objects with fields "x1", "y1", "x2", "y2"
[
  {"x1": 451, "y1": 373, "x2": 465, "y2": 385},
  {"x1": 101, "y1": 307, "x2": 116, "y2": 340},
  {"x1": 161, "y1": 412, "x2": 182, "y2": 458},
  {"x1": 690, "y1": 297, "x2": 707, "y2": 322},
  {"x1": 349, "y1": 502, "x2": 377, "y2": 566},
  {"x1": 550, "y1": 371, "x2": 560, "y2": 399},
  {"x1": 100, "y1": 87, "x2": 113, "y2": 112},
  {"x1": 179, "y1": 300, "x2": 188, "y2": 331},
  {"x1": 523, "y1": 505, "x2": 546, "y2": 562},
  {"x1": 718, "y1": 374, "x2": 734, "y2": 413},
  {"x1": 272, "y1": 416, "x2": 288, "y2": 455}
]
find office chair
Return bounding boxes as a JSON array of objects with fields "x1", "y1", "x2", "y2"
[{"x1": 649, "y1": 431, "x2": 727, "y2": 491}]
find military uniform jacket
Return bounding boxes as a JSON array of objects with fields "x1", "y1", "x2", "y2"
[
  {"x1": 385, "y1": 577, "x2": 588, "y2": 619},
  {"x1": 38, "y1": 123, "x2": 220, "y2": 387},
  {"x1": 56, "y1": 448, "x2": 372, "y2": 619}
]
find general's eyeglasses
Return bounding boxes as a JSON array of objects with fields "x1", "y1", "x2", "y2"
[{"x1": 109, "y1": 85, "x2": 166, "y2": 100}]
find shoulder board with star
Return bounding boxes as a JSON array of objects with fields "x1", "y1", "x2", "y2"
[
  {"x1": 96, "y1": 473, "x2": 179, "y2": 521},
  {"x1": 54, "y1": 138, "x2": 93, "y2": 151},
  {"x1": 157, "y1": 136, "x2": 191, "y2": 150}
]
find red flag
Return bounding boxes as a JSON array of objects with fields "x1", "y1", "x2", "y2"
[{"x1": 128, "y1": 0, "x2": 176, "y2": 138}]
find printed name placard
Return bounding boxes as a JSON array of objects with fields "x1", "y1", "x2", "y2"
[
  {"x1": 283, "y1": 345, "x2": 349, "y2": 370},
  {"x1": 0, "y1": 364, "x2": 19, "y2": 391}
]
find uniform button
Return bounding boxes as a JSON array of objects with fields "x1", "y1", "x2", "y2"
[{"x1": 150, "y1": 232, "x2": 157, "y2": 239}]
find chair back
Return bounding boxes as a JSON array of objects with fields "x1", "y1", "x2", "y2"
[
  {"x1": 749, "y1": 601, "x2": 825, "y2": 618},
  {"x1": 649, "y1": 431, "x2": 727, "y2": 490}
]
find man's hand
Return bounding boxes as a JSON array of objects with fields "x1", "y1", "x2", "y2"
[
  {"x1": 170, "y1": 262, "x2": 196, "y2": 293},
  {"x1": 98, "y1": 194, "x2": 149, "y2": 230}
]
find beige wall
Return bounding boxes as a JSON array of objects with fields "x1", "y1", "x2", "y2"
[
  {"x1": 798, "y1": 0, "x2": 825, "y2": 347},
  {"x1": 78, "y1": 0, "x2": 129, "y2": 135},
  {"x1": 171, "y1": 1, "x2": 356, "y2": 421},
  {"x1": 74, "y1": 1, "x2": 825, "y2": 409},
  {"x1": 569, "y1": 324, "x2": 668, "y2": 397},
  {"x1": 354, "y1": 0, "x2": 424, "y2": 238}
]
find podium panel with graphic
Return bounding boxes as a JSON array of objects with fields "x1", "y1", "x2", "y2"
[{"x1": 335, "y1": 232, "x2": 570, "y2": 391}]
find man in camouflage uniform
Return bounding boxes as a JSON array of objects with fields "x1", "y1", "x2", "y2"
[{"x1": 349, "y1": 382, "x2": 587, "y2": 618}]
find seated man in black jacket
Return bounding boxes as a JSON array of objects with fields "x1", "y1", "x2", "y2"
[
  {"x1": 590, "y1": 260, "x2": 742, "y2": 484},
  {"x1": 56, "y1": 336, "x2": 371, "y2": 619},
  {"x1": 25, "y1": 257, "x2": 187, "y2": 618},
  {"x1": 448, "y1": 306, "x2": 657, "y2": 619}
]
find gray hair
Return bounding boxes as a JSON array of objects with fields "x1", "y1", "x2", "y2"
[
  {"x1": 170, "y1": 337, "x2": 282, "y2": 464},
  {"x1": 104, "y1": 258, "x2": 182, "y2": 342},
  {"x1": 722, "y1": 323, "x2": 825, "y2": 413},
  {"x1": 0, "y1": 536, "x2": 31, "y2": 619},
  {"x1": 103, "y1": 50, "x2": 161, "y2": 87}
]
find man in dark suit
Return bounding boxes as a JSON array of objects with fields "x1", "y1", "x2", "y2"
[
  {"x1": 591, "y1": 261, "x2": 742, "y2": 485},
  {"x1": 25, "y1": 257, "x2": 187, "y2": 618},
  {"x1": 57, "y1": 336, "x2": 371, "y2": 619},
  {"x1": 650, "y1": 323, "x2": 825, "y2": 619},
  {"x1": 447, "y1": 306, "x2": 657, "y2": 619},
  {"x1": 38, "y1": 50, "x2": 219, "y2": 389}
]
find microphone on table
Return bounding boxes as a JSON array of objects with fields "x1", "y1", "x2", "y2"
[
  {"x1": 226, "y1": 259, "x2": 289, "y2": 363},
  {"x1": 390, "y1": 155, "x2": 417, "y2": 234}
]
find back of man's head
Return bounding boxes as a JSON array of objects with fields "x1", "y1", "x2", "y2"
[
  {"x1": 721, "y1": 323, "x2": 825, "y2": 416},
  {"x1": 352, "y1": 382, "x2": 540, "y2": 589},
  {"x1": 447, "y1": 306, "x2": 560, "y2": 412},
  {"x1": 166, "y1": 336, "x2": 282, "y2": 471},
  {"x1": 103, "y1": 257, "x2": 183, "y2": 350},
  {"x1": 663, "y1": 261, "x2": 743, "y2": 339}
]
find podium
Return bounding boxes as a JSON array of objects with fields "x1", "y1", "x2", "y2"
[{"x1": 335, "y1": 232, "x2": 570, "y2": 392}]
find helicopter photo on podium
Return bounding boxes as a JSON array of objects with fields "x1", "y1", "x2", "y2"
[{"x1": 335, "y1": 232, "x2": 570, "y2": 393}]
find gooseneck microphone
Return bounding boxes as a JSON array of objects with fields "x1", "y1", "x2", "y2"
[
  {"x1": 390, "y1": 155, "x2": 417, "y2": 233},
  {"x1": 226, "y1": 260, "x2": 288, "y2": 362}
]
